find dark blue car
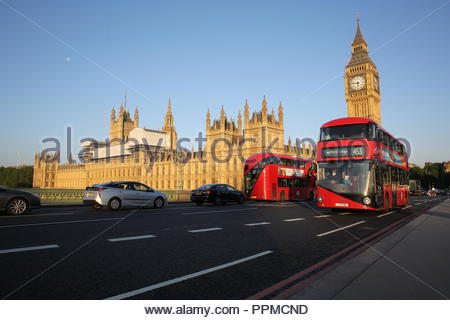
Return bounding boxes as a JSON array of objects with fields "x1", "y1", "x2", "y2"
[{"x1": 0, "y1": 186, "x2": 41, "y2": 215}]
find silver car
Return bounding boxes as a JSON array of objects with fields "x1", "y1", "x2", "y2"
[{"x1": 83, "y1": 181, "x2": 168, "y2": 210}]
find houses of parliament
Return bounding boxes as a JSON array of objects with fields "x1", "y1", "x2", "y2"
[{"x1": 33, "y1": 21, "x2": 381, "y2": 190}]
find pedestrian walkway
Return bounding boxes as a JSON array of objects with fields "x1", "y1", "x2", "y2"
[{"x1": 289, "y1": 199, "x2": 450, "y2": 299}]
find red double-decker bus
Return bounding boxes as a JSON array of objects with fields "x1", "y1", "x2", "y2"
[
  {"x1": 244, "y1": 153, "x2": 316, "y2": 201},
  {"x1": 316, "y1": 117, "x2": 409, "y2": 211}
]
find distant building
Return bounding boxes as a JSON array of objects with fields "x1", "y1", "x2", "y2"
[
  {"x1": 33, "y1": 98, "x2": 314, "y2": 190},
  {"x1": 443, "y1": 161, "x2": 450, "y2": 173}
]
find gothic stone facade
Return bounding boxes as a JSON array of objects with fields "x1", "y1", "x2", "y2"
[
  {"x1": 345, "y1": 20, "x2": 381, "y2": 124},
  {"x1": 33, "y1": 97, "x2": 314, "y2": 190}
]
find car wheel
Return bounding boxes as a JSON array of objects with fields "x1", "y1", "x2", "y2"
[
  {"x1": 7, "y1": 198, "x2": 28, "y2": 215},
  {"x1": 108, "y1": 197, "x2": 121, "y2": 211},
  {"x1": 154, "y1": 197, "x2": 165, "y2": 209},
  {"x1": 195, "y1": 201, "x2": 203, "y2": 206}
]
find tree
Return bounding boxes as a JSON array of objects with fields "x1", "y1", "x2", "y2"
[{"x1": 0, "y1": 166, "x2": 33, "y2": 188}]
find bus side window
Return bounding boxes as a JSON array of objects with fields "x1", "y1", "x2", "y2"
[
  {"x1": 375, "y1": 166, "x2": 382, "y2": 188},
  {"x1": 391, "y1": 167, "x2": 398, "y2": 185},
  {"x1": 383, "y1": 165, "x2": 390, "y2": 185},
  {"x1": 386, "y1": 134, "x2": 391, "y2": 148},
  {"x1": 401, "y1": 170, "x2": 408, "y2": 185},
  {"x1": 377, "y1": 129, "x2": 383, "y2": 143},
  {"x1": 369, "y1": 123, "x2": 377, "y2": 139},
  {"x1": 388, "y1": 136, "x2": 395, "y2": 150}
]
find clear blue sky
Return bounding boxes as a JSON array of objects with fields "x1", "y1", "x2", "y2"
[{"x1": 0, "y1": 0, "x2": 449, "y2": 166}]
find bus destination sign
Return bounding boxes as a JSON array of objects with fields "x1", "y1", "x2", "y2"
[
  {"x1": 321, "y1": 145, "x2": 366, "y2": 158},
  {"x1": 278, "y1": 167, "x2": 305, "y2": 177}
]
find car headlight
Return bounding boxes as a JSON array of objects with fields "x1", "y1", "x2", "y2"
[
  {"x1": 362, "y1": 196, "x2": 371, "y2": 205},
  {"x1": 317, "y1": 196, "x2": 323, "y2": 202}
]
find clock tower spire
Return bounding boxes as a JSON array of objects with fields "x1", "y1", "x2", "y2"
[{"x1": 345, "y1": 19, "x2": 381, "y2": 124}]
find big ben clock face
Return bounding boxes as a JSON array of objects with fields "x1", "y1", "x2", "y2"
[{"x1": 350, "y1": 75, "x2": 365, "y2": 90}]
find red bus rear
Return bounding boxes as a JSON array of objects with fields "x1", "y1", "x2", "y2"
[
  {"x1": 316, "y1": 117, "x2": 409, "y2": 211},
  {"x1": 244, "y1": 153, "x2": 316, "y2": 201}
]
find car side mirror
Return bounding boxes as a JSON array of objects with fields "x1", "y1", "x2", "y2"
[{"x1": 148, "y1": 189, "x2": 154, "y2": 192}]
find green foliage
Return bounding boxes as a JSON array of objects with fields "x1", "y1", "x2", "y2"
[
  {"x1": 0, "y1": 166, "x2": 34, "y2": 188},
  {"x1": 410, "y1": 163, "x2": 450, "y2": 190}
]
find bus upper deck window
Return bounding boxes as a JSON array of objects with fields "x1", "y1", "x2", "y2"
[{"x1": 369, "y1": 124, "x2": 376, "y2": 139}]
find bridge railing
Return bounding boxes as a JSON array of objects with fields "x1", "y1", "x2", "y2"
[{"x1": 20, "y1": 189, "x2": 192, "y2": 202}]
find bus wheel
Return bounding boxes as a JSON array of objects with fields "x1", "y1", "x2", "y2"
[{"x1": 280, "y1": 191, "x2": 286, "y2": 202}]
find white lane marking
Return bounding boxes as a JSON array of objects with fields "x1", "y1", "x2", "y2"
[
  {"x1": 182, "y1": 208, "x2": 258, "y2": 215},
  {"x1": 283, "y1": 218, "x2": 305, "y2": 222},
  {"x1": 105, "y1": 250, "x2": 273, "y2": 300},
  {"x1": 377, "y1": 211, "x2": 395, "y2": 218},
  {"x1": 403, "y1": 205, "x2": 412, "y2": 209},
  {"x1": 314, "y1": 215, "x2": 331, "y2": 218},
  {"x1": 188, "y1": 227, "x2": 223, "y2": 233},
  {"x1": 338, "y1": 212, "x2": 353, "y2": 216},
  {"x1": 0, "y1": 217, "x2": 123, "y2": 229},
  {"x1": 107, "y1": 235, "x2": 156, "y2": 242},
  {"x1": 0, "y1": 244, "x2": 59, "y2": 254},
  {"x1": 316, "y1": 221, "x2": 366, "y2": 237},
  {"x1": 245, "y1": 222, "x2": 271, "y2": 226}
]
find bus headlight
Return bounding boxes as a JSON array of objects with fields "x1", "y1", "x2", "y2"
[
  {"x1": 317, "y1": 196, "x2": 323, "y2": 202},
  {"x1": 362, "y1": 197, "x2": 371, "y2": 205}
]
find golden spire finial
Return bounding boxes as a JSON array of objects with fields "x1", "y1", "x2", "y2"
[{"x1": 261, "y1": 95, "x2": 267, "y2": 112}]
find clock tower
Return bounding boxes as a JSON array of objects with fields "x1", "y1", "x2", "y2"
[{"x1": 345, "y1": 19, "x2": 381, "y2": 124}]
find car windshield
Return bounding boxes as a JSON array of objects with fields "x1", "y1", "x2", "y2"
[
  {"x1": 317, "y1": 161, "x2": 373, "y2": 195},
  {"x1": 320, "y1": 123, "x2": 375, "y2": 141}
]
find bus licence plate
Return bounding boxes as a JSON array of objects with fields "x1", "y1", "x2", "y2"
[{"x1": 335, "y1": 203, "x2": 349, "y2": 207}]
